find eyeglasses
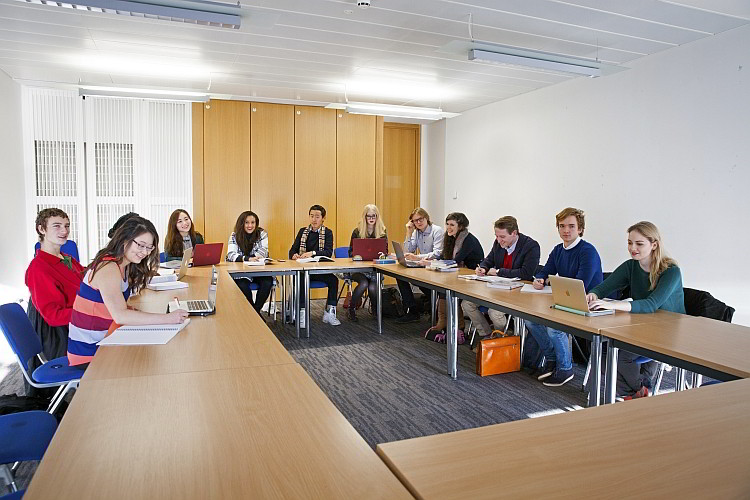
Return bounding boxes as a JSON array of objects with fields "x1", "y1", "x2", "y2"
[
  {"x1": 411, "y1": 217, "x2": 426, "y2": 224},
  {"x1": 132, "y1": 240, "x2": 155, "y2": 253},
  {"x1": 366, "y1": 214, "x2": 377, "y2": 219}
]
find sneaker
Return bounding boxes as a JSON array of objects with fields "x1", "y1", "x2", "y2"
[
  {"x1": 397, "y1": 308, "x2": 420, "y2": 323},
  {"x1": 347, "y1": 307, "x2": 357, "y2": 322},
  {"x1": 298, "y1": 308, "x2": 306, "y2": 328},
  {"x1": 323, "y1": 306, "x2": 341, "y2": 326},
  {"x1": 542, "y1": 369, "x2": 574, "y2": 387},
  {"x1": 623, "y1": 386, "x2": 650, "y2": 400},
  {"x1": 537, "y1": 362, "x2": 557, "y2": 381}
]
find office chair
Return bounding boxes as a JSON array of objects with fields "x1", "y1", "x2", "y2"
[
  {"x1": 34, "y1": 240, "x2": 80, "y2": 262},
  {"x1": 0, "y1": 411, "x2": 58, "y2": 493}
]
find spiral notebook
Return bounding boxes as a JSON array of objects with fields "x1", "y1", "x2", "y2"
[{"x1": 97, "y1": 319, "x2": 191, "y2": 346}]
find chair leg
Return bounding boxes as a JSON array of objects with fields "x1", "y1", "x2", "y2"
[
  {"x1": 654, "y1": 363, "x2": 666, "y2": 395},
  {"x1": 45, "y1": 384, "x2": 67, "y2": 412},
  {"x1": 270, "y1": 281, "x2": 277, "y2": 321},
  {"x1": 0, "y1": 464, "x2": 18, "y2": 492},
  {"x1": 49, "y1": 381, "x2": 77, "y2": 414},
  {"x1": 582, "y1": 356, "x2": 591, "y2": 392}
]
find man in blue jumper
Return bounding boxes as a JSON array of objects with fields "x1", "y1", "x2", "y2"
[{"x1": 528, "y1": 207, "x2": 603, "y2": 387}]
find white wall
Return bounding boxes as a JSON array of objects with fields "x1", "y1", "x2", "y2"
[
  {"x1": 432, "y1": 25, "x2": 750, "y2": 325},
  {"x1": 420, "y1": 121, "x2": 446, "y2": 219}
]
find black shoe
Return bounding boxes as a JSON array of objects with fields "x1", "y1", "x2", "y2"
[
  {"x1": 347, "y1": 307, "x2": 358, "y2": 322},
  {"x1": 397, "y1": 309, "x2": 420, "y2": 323},
  {"x1": 542, "y1": 369, "x2": 574, "y2": 387},
  {"x1": 537, "y1": 362, "x2": 557, "y2": 381}
]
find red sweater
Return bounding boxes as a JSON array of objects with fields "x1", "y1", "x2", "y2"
[{"x1": 25, "y1": 249, "x2": 84, "y2": 327}]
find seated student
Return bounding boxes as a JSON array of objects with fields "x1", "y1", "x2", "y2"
[
  {"x1": 108, "y1": 212, "x2": 139, "y2": 239},
  {"x1": 67, "y1": 217, "x2": 188, "y2": 367},
  {"x1": 396, "y1": 208, "x2": 444, "y2": 323},
  {"x1": 164, "y1": 209, "x2": 204, "y2": 261},
  {"x1": 527, "y1": 207, "x2": 603, "y2": 387},
  {"x1": 25, "y1": 208, "x2": 84, "y2": 395},
  {"x1": 461, "y1": 216, "x2": 540, "y2": 338},
  {"x1": 226, "y1": 210, "x2": 274, "y2": 315},
  {"x1": 346, "y1": 204, "x2": 388, "y2": 322},
  {"x1": 586, "y1": 221, "x2": 685, "y2": 399},
  {"x1": 289, "y1": 205, "x2": 339, "y2": 327},
  {"x1": 424, "y1": 212, "x2": 484, "y2": 341}
]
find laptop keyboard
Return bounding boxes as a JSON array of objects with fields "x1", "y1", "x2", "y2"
[{"x1": 187, "y1": 300, "x2": 212, "y2": 311}]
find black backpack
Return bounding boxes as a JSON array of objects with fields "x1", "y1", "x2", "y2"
[{"x1": 371, "y1": 287, "x2": 404, "y2": 318}]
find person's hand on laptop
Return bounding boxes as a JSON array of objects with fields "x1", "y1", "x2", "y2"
[
  {"x1": 587, "y1": 294, "x2": 632, "y2": 312},
  {"x1": 404, "y1": 252, "x2": 420, "y2": 261}
]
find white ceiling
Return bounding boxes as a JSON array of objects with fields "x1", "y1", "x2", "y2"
[{"x1": 1, "y1": 0, "x2": 748, "y2": 113}]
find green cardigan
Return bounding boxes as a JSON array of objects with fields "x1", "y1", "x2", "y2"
[{"x1": 590, "y1": 260, "x2": 685, "y2": 314}]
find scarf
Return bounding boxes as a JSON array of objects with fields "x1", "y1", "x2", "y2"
[
  {"x1": 300, "y1": 225, "x2": 326, "y2": 254},
  {"x1": 452, "y1": 229, "x2": 468, "y2": 260}
]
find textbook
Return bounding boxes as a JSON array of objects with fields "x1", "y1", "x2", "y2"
[
  {"x1": 97, "y1": 319, "x2": 190, "y2": 346},
  {"x1": 297, "y1": 256, "x2": 334, "y2": 263},
  {"x1": 146, "y1": 280, "x2": 189, "y2": 291},
  {"x1": 244, "y1": 258, "x2": 274, "y2": 266},
  {"x1": 486, "y1": 282, "x2": 524, "y2": 290},
  {"x1": 148, "y1": 274, "x2": 177, "y2": 284},
  {"x1": 427, "y1": 260, "x2": 457, "y2": 271}
]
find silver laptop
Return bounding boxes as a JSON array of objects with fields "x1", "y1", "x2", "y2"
[
  {"x1": 392, "y1": 241, "x2": 427, "y2": 268},
  {"x1": 549, "y1": 276, "x2": 614, "y2": 317},
  {"x1": 174, "y1": 247, "x2": 191, "y2": 280},
  {"x1": 171, "y1": 265, "x2": 218, "y2": 316},
  {"x1": 161, "y1": 249, "x2": 188, "y2": 269}
]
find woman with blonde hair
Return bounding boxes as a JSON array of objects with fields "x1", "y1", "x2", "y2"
[
  {"x1": 587, "y1": 221, "x2": 685, "y2": 398},
  {"x1": 346, "y1": 204, "x2": 388, "y2": 322}
]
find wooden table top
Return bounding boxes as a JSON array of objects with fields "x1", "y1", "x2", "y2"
[
  {"x1": 84, "y1": 268, "x2": 294, "y2": 382},
  {"x1": 602, "y1": 315, "x2": 750, "y2": 378},
  {"x1": 377, "y1": 378, "x2": 750, "y2": 500},
  {"x1": 26, "y1": 364, "x2": 413, "y2": 500},
  {"x1": 300, "y1": 257, "x2": 377, "y2": 271},
  {"x1": 219, "y1": 260, "x2": 305, "y2": 273}
]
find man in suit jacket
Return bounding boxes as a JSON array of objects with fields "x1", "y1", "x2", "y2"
[{"x1": 461, "y1": 216, "x2": 541, "y2": 336}]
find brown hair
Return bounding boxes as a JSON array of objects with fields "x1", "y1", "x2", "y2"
[
  {"x1": 494, "y1": 216, "x2": 518, "y2": 234},
  {"x1": 89, "y1": 216, "x2": 160, "y2": 293},
  {"x1": 409, "y1": 207, "x2": 431, "y2": 226},
  {"x1": 627, "y1": 221, "x2": 678, "y2": 291},
  {"x1": 164, "y1": 209, "x2": 200, "y2": 258},
  {"x1": 555, "y1": 207, "x2": 585, "y2": 236},
  {"x1": 233, "y1": 211, "x2": 265, "y2": 256},
  {"x1": 442, "y1": 212, "x2": 469, "y2": 260},
  {"x1": 35, "y1": 207, "x2": 69, "y2": 242}
]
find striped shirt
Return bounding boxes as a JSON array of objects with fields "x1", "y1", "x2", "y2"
[
  {"x1": 67, "y1": 263, "x2": 130, "y2": 366},
  {"x1": 226, "y1": 230, "x2": 269, "y2": 262}
]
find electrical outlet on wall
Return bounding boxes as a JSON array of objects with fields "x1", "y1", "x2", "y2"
[{"x1": 453, "y1": 191, "x2": 458, "y2": 199}]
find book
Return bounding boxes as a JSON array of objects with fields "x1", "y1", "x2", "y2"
[
  {"x1": 486, "y1": 282, "x2": 524, "y2": 290},
  {"x1": 428, "y1": 260, "x2": 457, "y2": 271},
  {"x1": 156, "y1": 268, "x2": 175, "y2": 276},
  {"x1": 244, "y1": 258, "x2": 273, "y2": 266},
  {"x1": 97, "y1": 319, "x2": 191, "y2": 346},
  {"x1": 458, "y1": 274, "x2": 478, "y2": 280},
  {"x1": 148, "y1": 274, "x2": 177, "y2": 284},
  {"x1": 521, "y1": 283, "x2": 552, "y2": 294},
  {"x1": 297, "y1": 256, "x2": 334, "y2": 263},
  {"x1": 374, "y1": 258, "x2": 396, "y2": 264},
  {"x1": 146, "y1": 280, "x2": 189, "y2": 291},
  {"x1": 477, "y1": 276, "x2": 520, "y2": 284}
]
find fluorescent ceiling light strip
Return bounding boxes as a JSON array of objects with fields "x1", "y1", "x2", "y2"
[
  {"x1": 17, "y1": 0, "x2": 241, "y2": 28},
  {"x1": 345, "y1": 102, "x2": 444, "y2": 120},
  {"x1": 469, "y1": 49, "x2": 601, "y2": 78},
  {"x1": 79, "y1": 87, "x2": 209, "y2": 102}
]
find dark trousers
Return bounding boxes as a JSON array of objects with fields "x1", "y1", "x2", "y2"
[
  {"x1": 234, "y1": 276, "x2": 274, "y2": 313},
  {"x1": 299, "y1": 273, "x2": 339, "y2": 307},
  {"x1": 25, "y1": 301, "x2": 69, "y2": 397},
  {"x1": 351, "y1": 272, "x2": 378, "y2": 309},
  {"x1": 397, "y1": 279, "x2": 431, "y2": 311}
]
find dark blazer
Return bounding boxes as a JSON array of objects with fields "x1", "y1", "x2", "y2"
[
  {"x1": 479, "y1": 233, "x2": 540, "y2": 281},
  {"x1": 289, "y1": 226, "x2": 334, "y2": 258},
  {"x1": 450, "y1": 232, "x2": 484, "y2": 270}
]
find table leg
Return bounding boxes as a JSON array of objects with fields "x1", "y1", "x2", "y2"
[
  {"x1": 295, "y1": 272, "x2": 300, "y2": 339},
  {"x1": 305, "y1": 271, "x2": 311, "y2": 339},
  {"x1": 376, "y1": 271, "x2": 382, "y2": 334},
  {"x1": 447, "y1": 290, "x2": 458, "y2": 380},
  {"x1": 676, "y1": 368, "x2": 686, "y2": 391},
  {"x1": 431, "y1": 290, "x2": 436, "y2": 326},
  {"x1": 604, "y1": 343, "x2": 618, "y2": 404},
  {"x1": 281, "y1": 274, "x2": 286, "y2": 324},
  {"x1": 516, "y1": 317, "x2": 525, "y2": 360},
  {"x1": 588, "y1": 335, "x2": 602, "y2": 407}
]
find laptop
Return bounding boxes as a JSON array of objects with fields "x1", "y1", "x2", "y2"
[
  {"x1": 173, "y1": 247, "x2": 191, "y2": 280},
  {"x1": 170, "y1": 265, "x2": 219, "y2": 316},
  {"x1": 392, "y1": 241, "x2": 427, "y2": 268},
  {"x1": 548, "y1": 276, "x2": 614, "y2": 317},
  {"x1": 192, "y1": 243, "x2": 223, "y2": 266},
  {"x1": 352, "y1": 238, "x2": 388, "y2": 261}
]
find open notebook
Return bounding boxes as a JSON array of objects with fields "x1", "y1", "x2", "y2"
[{"x1": 97, "y1": 319, "x2": 190, "y2": 346}]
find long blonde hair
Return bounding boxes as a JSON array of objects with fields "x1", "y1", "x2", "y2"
[
  {"x1": 356, "y1": 204, "x2": 386, "y2": 238},
  {"x1": 628, "y1": 221, "x2": 677, "y2": 290}
]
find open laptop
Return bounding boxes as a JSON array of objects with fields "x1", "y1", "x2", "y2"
[
  {"x1": 392, "y1": 241, "x2": 427, "y2": 268},
  {"x1": 192, "y1": 243, "x2": 223, "y2": 266},
  {"x1": 352, "y1": 238, "x2": 388, "y2": 261},
  {"x1": 170, "y1": 265, "x2": 219, "y2": 316},
  {"x1": 159, "y1": 247, "x2": 191, "y2": 275},
  {"x1": 549, "y1": 276, "x2": 614, "y2": 317}
]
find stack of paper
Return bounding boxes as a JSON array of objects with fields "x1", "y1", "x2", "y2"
[
  {"x1": 520, "y1": 283, "x2": 552, "y2": 294},
  {"x1": 486, "y1": 281, "x2": 523, "y2": 290},
  {"x1": 146, "y1": 277, "x2": 188, "y2": 291},
  {"x1": 428, "y1": 260, "x2": 458, "y2": 271}
]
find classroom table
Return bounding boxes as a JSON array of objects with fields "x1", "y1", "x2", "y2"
[
  {"x1": 376, "y1": 378, "x2": 750, "y2": 500},
  {"x1": 601, "y1": 314, "x2": 750, "y2": 403},
  {"x1": 25, "y1": 364, "x2": 413, "y2": 500}
]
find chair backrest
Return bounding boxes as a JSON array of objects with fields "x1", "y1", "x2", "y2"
[
  {"x1": 0, "y1": 303, "x2": 43, "y2": 373},
  {"x1": 159, "y1": 251, "x2": 167, "y2": 263},
  {"x1": 334, "y1": 246, "x2": 349, "y2": 259},
  {"x1": 683, "y1": 288, "x2": 735, "y2": 323},
  {"x1": 34, "y1": 240, "x2": 80, "y2": 262}
]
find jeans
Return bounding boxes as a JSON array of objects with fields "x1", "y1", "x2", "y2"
[
  {"x1": 234, "y1": 276, "x2": 274, "y2": 313},
  {"x1": 299, "y1": 273, "x2": 339, "y2": 306},
  {"x1": 526, "y1": 321, "x2": 572, "y2": 371},
  {"x1": 397, "y1": 279, "x2": 431, "y2": 310}
]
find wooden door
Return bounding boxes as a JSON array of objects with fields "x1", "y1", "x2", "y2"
[{"x1": 382, "y1": 124, "x2": 420, "y2": 253}]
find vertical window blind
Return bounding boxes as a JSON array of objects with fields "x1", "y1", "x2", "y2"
[{"x1": 22, "y1": 88, "x2": 193, "y2": 263}]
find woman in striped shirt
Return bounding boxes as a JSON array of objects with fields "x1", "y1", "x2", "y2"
[{"x1": 68, "y1": 216, "x2": 188, "y2": 367}]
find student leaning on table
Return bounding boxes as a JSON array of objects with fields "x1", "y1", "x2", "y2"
[
  {"x1": 226, "y1": 210, "x2": 275, "y2": 315},
  {"x1": 396, "y1": 207, "x2": 444, "y2": 323},
  {"x1": 289, "y1": 204, "x2": 340, "y2": 327},
  {"x1": 461, "y1": 216, "x2": 540, "y2": 338},
  {"x1": 346, "y1": 204, "x2": 388, "y2": 322},
  {"x1": 586, "y1": 221, "x2": 685, "y2": 400},
  {"x1": 163, "y1": 208, "x2": 204, "y2": 261},
  {"x1": 67, "y1": 217, "x2": 189, "y2": 368},
  {"x1": 527, "y1": 207, "x2": 604, "y2": 388}
]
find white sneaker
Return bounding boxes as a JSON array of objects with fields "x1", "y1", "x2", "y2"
[
  {"x1": 323, "y1": 306, "x2": 341, "y2": 326},
  {"x1": 299, "y1": 308, "x2": 306, "y2": 328}
]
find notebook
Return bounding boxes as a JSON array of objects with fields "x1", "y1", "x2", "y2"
[
  {"x1": 296, "y1": 255, "x2": 334, "y2": 263},
  {"x1": 521, "y1": 283, "x2": 552, "y2": 294},
  {"x1": 97, "y1": 319, "x2": 190, "y2": 346},
  {"x1": 146, "y1": 279, "x2": 188, "y2": 291},
  {"x1": 486, "y1": 282, "x2": 523, "y2": 290},
  {"x1": 244, "y1": 258, "x2": 274, "y2": 266},
  {"x1": 549, "y1": 276, "x2": 614, "y2": 317}
]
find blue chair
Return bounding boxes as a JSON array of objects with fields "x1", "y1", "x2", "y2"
[
  {"x1": 159, "y1": 252, "x2": 167, "y2": 263},
  {"x1": 0, "y1": 490, "x2": 25, "y2": 499},
  {"x1": 334, "y1": 247, "x2": 355, "y2": 304},
  {"x1": 33, "y1": 240, "x2": 79, "y2": 262},
  {"x1": 0, "y1": 411, "x2": 57, "y2": 493},
  {"x1": 0, "y1": 304, "x2": 82, "y2": 414}
]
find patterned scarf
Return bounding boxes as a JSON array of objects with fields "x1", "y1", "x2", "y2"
[
  {"x1": 452, "y1": 229, "x2": 468, "y2": 260},
  {"x1": 300, "y1": 225, "x2": 326, "y2": 254}
]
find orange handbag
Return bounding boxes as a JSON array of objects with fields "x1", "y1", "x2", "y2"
[{"x1": 476, "y1": 330, "x2": 521, "y2": 376}]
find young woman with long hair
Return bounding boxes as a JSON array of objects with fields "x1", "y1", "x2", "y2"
[
  {"x1": 345, "y1": 204, "x2": 388, "y2": 322},
  {"x1": 226, "y1": 210, "x2": 274, "y2": 315},
  {"x1": 164, "y1": 209, "x2": 204, "y2": 261}
]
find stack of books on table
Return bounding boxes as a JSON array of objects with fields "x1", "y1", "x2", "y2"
[{"x1": 427, "y1": 260, "x2": 458, "y2": 272}]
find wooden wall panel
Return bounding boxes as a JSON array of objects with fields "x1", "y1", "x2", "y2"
[
  {"x1": 294, "y1": 106, "x2": 337, "y2": 241},
  {"x1": 203, "y1": 100, "x2": 250, "y2": 258},
  {"x1": 375, "y1": 116, "x2": 384, "y2": 213},
  {"x1": 250, "y1": 103, "x2": 295, "y2": 260},
  {"x1": 382, "y1": 124, "x2": 420, "y2": 253},
  {"x1": 191, "y1": 103, "x2": 205, "y2": 236},
  {"x1": 336, "y1": 112, "x2": 376, "y2": 249}
]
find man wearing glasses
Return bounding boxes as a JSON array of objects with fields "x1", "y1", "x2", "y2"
[{"x1": 397, "y1": 207, "x2": 444, "y2": 323}]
